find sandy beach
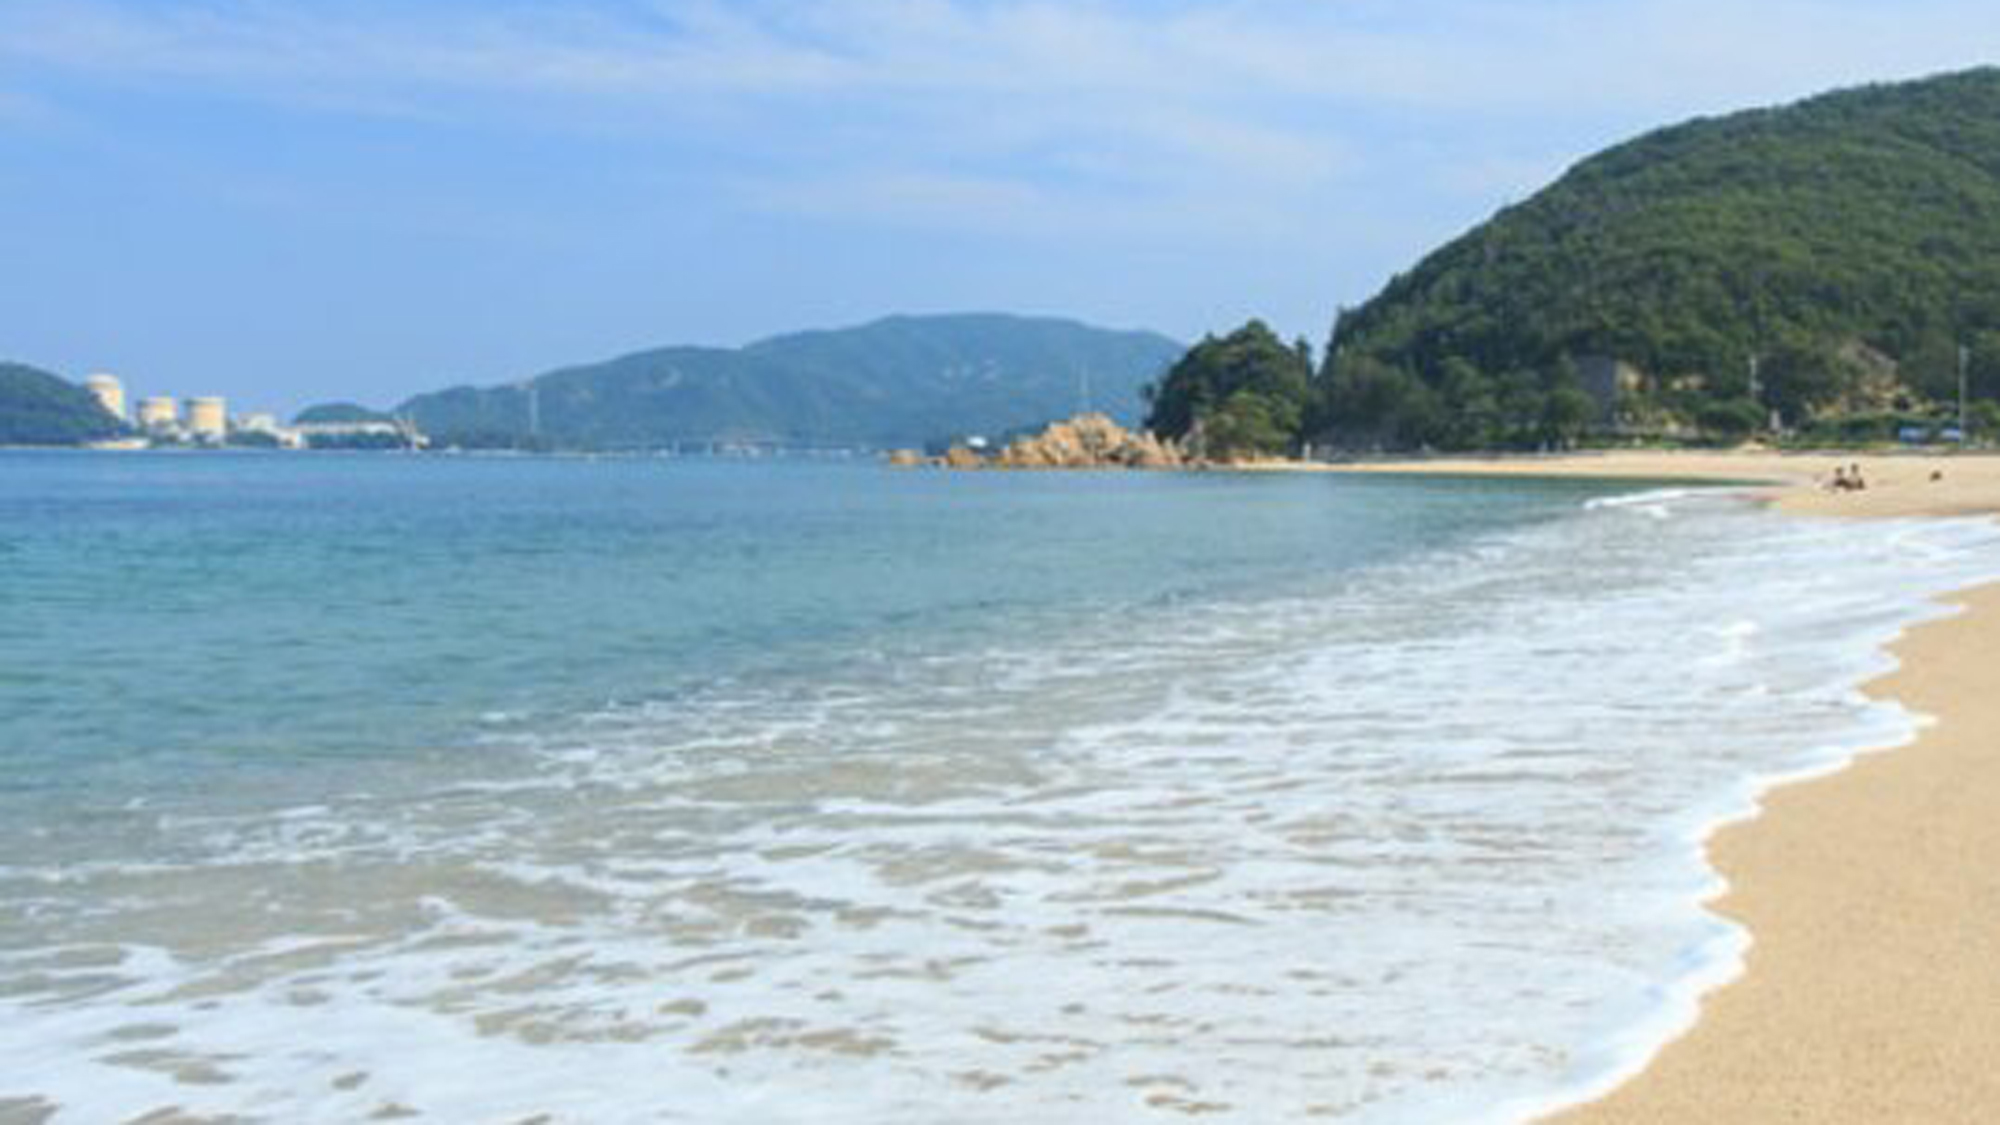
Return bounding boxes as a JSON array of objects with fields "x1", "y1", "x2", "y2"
[
  {"x1": 1328, "y1": 450, "x2": 2000, "y2": 1122},
  {"x1": 1316, "y1": 448, "x2": 2000, "y2": 519}
]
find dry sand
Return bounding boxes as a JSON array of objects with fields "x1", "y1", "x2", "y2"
[
  {"x1": 1315, "y1": 448, "x2": 2000, "y2": 519},
  {"x1": 1321, "y1": 450, "x2": 2000, "y2": 1122}
]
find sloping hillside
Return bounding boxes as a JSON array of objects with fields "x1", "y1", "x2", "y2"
[
  {"x1": 0, "y1": 363, "x2": 124, "y2": 446},
  {"x1": 1319, "y1": 68, "x2": 2000, "y2": 447}
]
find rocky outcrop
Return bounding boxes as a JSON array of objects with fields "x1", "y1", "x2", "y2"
[
  {"x1": 942, "y1": 444, "x2": 987, "y2": 469},
  {"x1": 884, "y1": 414, "x2": 1190, "y2": 470},
  {"x1": 990, "y1": 413, "x2": 1183, "y2": 469},
  {"x1": 887, "y1": 415, "x2": 1192, "y2": 470}
]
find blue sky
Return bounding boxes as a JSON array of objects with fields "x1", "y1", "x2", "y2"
[{"x1": 2, "y1": 0, "x2": 1995, "y2": 414}]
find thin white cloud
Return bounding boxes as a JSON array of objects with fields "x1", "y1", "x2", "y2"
[
  {"x1": 0, "y1": 0, "x2": 1993, "y2": 241},
  {"x1": 4, "y1": 2, "x2": 1991, "y2": 127}
]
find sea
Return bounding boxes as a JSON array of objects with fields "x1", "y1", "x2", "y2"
[{"x1": 3, "y1": 450, "x2": 1998, "y2": 1124}]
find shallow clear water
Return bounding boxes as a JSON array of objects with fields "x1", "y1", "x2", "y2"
[{"x1": 2, "y1": 452, "x2": 1995, "y2": 1123}]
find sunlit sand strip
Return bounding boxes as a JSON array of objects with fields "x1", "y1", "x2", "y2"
[
  {"x1": 1545, "y1": 578, "x2": 2000, "y2": 1122},
  {"x1": 1317, "y1": 449, "x2": 2000, "y2": 1122}
]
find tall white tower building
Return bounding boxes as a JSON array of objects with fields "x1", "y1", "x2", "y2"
[
  {"x1": 84, "y1": 374, "x2": 126, "y2": 421},
  {"x1": 186, "y1": 397, "x2": 228, "y2": 441},
  {"x1": 138, "y1": 397, "x2": 180, "y2": 430}
]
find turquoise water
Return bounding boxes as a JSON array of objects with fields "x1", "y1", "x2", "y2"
[
  {"x1": 5, "y1": 451, "x2": 1996, "y2": 1124},
  {"x1": 0, "y1": 452, "x2": 1592, "y2": 805}
]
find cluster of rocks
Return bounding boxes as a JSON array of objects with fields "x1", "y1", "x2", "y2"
[{"x1": 889, "y1": 414, "x2": 1189, "y2": 471}]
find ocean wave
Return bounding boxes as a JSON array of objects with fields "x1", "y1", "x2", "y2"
[{"x1": 5, "y1": 503, "x2": 2000, "y2": 1123}]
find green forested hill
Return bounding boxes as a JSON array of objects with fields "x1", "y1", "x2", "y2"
[
  {"x1": 393, "y1": 314, "x2": 1183, "y2": 449},
  {"x1": 293, "y1": 402, "x2": 392, "y2": 425},
  {"x1": 0, "y1": 363, "x2": 124, "y2": 445},
  {"x1": 1316, "y1": 67, "x2": 2000, "y2": 448}
]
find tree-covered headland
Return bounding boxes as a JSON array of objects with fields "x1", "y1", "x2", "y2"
[{"x1": 1153, "y1": 68, "x2": 2000, "y2": 453}]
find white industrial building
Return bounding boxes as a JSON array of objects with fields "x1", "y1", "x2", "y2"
[
  {"x1": 137, "y1": 396, "x2": 179, "y2": 431},
  {"x1": 84, "y1": 374, "x2": 127, "y2": 421},
  {"x1": 185, "y1": 397, "x2": 228, "y2": 442}
]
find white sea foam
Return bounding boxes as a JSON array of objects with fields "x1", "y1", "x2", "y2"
[
  {"x1": 4, "y1": 492, "x2": 1999, "y2": 1123},
  {"x1": 1582, "y1": 485, "x2": 1704, "y2": 507}
]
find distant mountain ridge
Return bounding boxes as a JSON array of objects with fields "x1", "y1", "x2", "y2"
[{"x1": 380, "y1": 314, "x2": 1184, "y2": 449}]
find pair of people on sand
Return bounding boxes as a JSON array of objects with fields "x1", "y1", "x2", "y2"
[{"x1": 1830, "y1": 463, "x2": 1867, "y2": 492}]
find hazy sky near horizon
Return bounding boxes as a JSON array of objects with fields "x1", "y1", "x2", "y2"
[{"x1": 2, "y1": 0, "x2": 1995, "y2": 413}]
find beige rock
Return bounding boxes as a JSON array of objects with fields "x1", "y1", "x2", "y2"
[
  {"x1": 942, "y1": 445, "x2": 985, "y2": 470},
  {"x1": 1123, "y1": 430, "x2": 1186, "y2": 469},
  {"x1": 989, "y1": 413, "x2": 1186, "y2": 471}
]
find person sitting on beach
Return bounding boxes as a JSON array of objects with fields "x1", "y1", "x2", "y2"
[
  {"x1": 1850, "y1": 463, "x2": 1867, "y2": 491},
  {"x1": 1830, "y1": 466, "x2": 1850, "y2": 492}
]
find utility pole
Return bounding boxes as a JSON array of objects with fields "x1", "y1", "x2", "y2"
[
  {"x1": 1960, "y1": 344, "x2": 1971, "y2": 440},
  {"x1": 1749, "y1": 353, "x2": 1779, "y2": 433}
]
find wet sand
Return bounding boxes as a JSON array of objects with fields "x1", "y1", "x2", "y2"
[{"x1": 1326, "y1": 450, "x2": 2000, "y2": 1122}]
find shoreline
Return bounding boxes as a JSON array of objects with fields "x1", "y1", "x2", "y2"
[
  {"x1": 1544, "y1": 583, "x2": 2000, "y2": 1123},
  {"x1": 1324, "y1": 450, "x2": 2000, "y2": 1122}
]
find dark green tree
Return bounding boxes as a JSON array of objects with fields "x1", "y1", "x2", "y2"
[
  {"x1": 1146, "y1": 320, "x2": 1313, "y2": 457},
  {"x1": 1540, "y1": 384, "x2": 1598, "y2": 448},
  {"x1": 1697, "y1": 398, "x2": 1768, "y2": 440},
  {"x1": 1760, "y1": 341, "x2": 1842, "y2": 426}
]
